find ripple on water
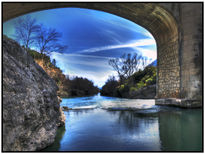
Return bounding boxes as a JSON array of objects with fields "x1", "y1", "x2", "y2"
[
  {"x1": 61, "y1": 95, "x2": 156, "y2": 111},
  {"x1": 43, "y1": 95, "x2": 202, "y2": 151}
]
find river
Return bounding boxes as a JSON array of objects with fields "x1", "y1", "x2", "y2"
[{"x1": 42, "y1": 94, "x2": 202, "y2": 151}]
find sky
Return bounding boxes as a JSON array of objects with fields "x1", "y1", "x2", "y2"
[{"x1": 3, "y1": 8, "x2": 157, "y2": 88}]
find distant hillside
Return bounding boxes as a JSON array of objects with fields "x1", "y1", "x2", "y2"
[{"x1": 28, "y1": 49, "x2": 99, "y2": 97}]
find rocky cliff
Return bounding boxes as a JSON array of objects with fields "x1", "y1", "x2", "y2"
[
  {"x1": 33, "y1": 57, "x2": 69, "y2": 97},
  {"x1": 3, "y1": 36, "x2": 64, "y2": 151}
]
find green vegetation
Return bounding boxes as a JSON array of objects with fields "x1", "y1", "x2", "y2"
[
  {"x1": 67, "y1": 77, "x2": 99, "y2": 97},
  {"x1": 100, "y1": 76, "x2": 119, "y2": 97},
  {"x1": 27, "y1": 49, "x2": 99, "y2": 97},
  {"x1": 129, "y1": 66, "x2": 156, "y2": 89},
  {"x1": 101, "y1": 52, "x2": 156, "y2": 98},
  {"x1": 100, "y1": 66, "x2": 156, "y2": 98}
]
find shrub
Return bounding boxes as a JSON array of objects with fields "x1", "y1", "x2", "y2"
[{"x1": 130, "y1": 86, "x2": 138, "y2": 92}]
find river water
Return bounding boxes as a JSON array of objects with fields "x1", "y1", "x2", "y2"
[{"x1": 43, "y1": 94, "x2": 202, "y2": 151}]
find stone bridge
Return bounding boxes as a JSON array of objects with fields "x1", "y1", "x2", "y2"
[{"x1": 3, "y1": 2, "x2": 202, "y2": 107}]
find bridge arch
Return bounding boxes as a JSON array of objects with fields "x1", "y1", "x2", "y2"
[{"x1": 3, "y1": 3, "x2": 202, "y2": 107}]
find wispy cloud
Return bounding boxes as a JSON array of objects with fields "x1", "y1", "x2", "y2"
[
  {"x1": 57, "y1": 53, "x2": 111, "y2": 59},
  {"x1": 50, "y1": 52, "x2": 111, "y2": 68},
  {"x1": 102, "y1": 29, "x2": 123, "y2": 44},
  {"x1": 76, "y1": 38, "x2": 156, "y2": 54},
  {"x1": 98, "y1": 17, "x2": 150, "y2": 37}
]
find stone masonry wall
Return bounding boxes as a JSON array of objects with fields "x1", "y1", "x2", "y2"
[{"x1": 157, "y1": 40, "x2": 180, "y2": 98}]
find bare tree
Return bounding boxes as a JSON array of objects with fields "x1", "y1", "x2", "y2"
[
  {"x1": 109, "y1": 53, "x2": 147, "y2": 82},
  {"x1": 14, "y1": 16, "x2": 40, "y2": 51},
  {"x1": 36, "y1": 26, "x2": 67, "y2": 55}
]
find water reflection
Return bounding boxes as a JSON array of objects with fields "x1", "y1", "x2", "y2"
[
  {"x1": 42, "y1": 126, "x2": 66, "y2": 151},
  {"x1": 158, "y1": 109, "x2": 202, "y2": 151},
  {"x1": 116, "y1": 110, "x2": 154, "y2": 133},
  {"x1": 43, "y1": 96, "x2": 202, "y2": 151}
]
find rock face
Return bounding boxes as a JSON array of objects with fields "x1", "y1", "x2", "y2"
[
  {"x1": 57, "y1": 97, "x2": 66, "y2": 126},
  {"x1": 3, "y1": 36, "x2": 64, "y2": 151}
]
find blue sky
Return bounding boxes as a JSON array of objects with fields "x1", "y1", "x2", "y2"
[{"x1": 3, "y1": 8, "x2": 157, "y2": 87}]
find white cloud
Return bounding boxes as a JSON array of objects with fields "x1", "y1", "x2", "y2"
[
  {"x1": 134, "y1": 47, "x2": 157, "y2": 61},
  {"x1": 99, "y1": 17, "x2": 149, "y2": 36},
  {"x1": 66, "y1": 69, "x2": 118, "y2": 87},
  {"x1": 58, "y1": 53, "x2": 111, "y2": 59},
  {"x1": 50, "y1": 52, "x2": 111, "y2": 68},
  {"x1": 57, "y1": 63, "x2": 117, "y2": 87},
  {"x1": 102, "y1": 29, "x2": 123, "y2": 44},
  {"x1": 76, "y1": 38, "x2": 156, "y2": 54}
]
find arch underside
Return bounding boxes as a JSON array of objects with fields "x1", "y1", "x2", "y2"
[{"x1": 3, "y1": 3, "x2": 181, "y2": 99}]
